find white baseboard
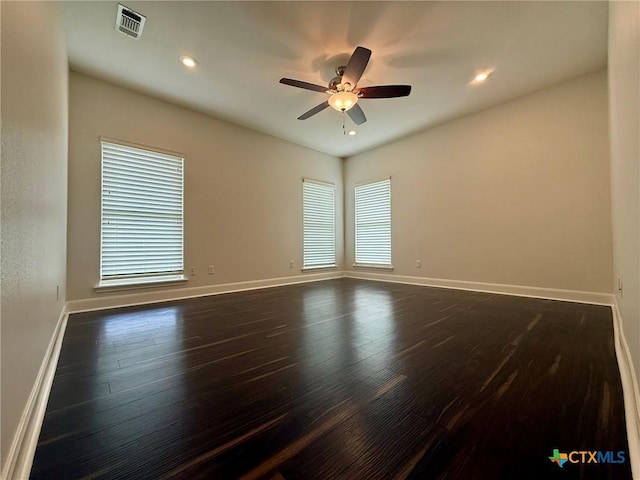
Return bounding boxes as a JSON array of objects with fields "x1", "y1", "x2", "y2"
[
  {"x1": 68, "y1": 270, "x2": 614, "y2": 314},
  {"x1": 1, "y1": 306, "x2": 69, "y2": 480},
  {"x1": 345, "y1": 270, "x2": 614, "y2": 305},
  {"x1": 612, "y1": 299, "x2": 640, "y2": 479},
  {"x1": 66, "y1": 271, "x2": 344, "y2": 313}
]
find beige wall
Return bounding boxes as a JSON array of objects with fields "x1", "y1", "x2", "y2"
[
  {"x1": 345, "y1": 71, "x2": 612, "y2": 294},
  {"x1": 609, "y1": 1, "x2": 640, "y2": 384},
  {"x1": 1, "y1": 1, "x2": 68, "y2": 470},
  {"x1": 67, "y1": 73, "x2": 343, "y2": 302}
]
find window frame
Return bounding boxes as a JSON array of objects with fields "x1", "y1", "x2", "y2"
[
  {"x1": 97, "y1": 139, "x2": 186, "y2": 291},
  {"x1": 302, "y1": 178, "x2": 337, "y2": 270},
  {"x1": 354, "y1": 177, "x2": 393, "y2": 269}
]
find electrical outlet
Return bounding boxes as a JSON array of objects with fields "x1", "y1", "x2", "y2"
[
  {"x1": 289, "y1": 260, "x2": 295, "y2": 268},
  {"x1": 208, "y1": 265, "x2": 215, "y2": 275},
  {"x1": 56, "y1": 285, "x2": 60, "y2": 301},
  {"x1": 190, "y1": 267, "x2": 196, "y2": 276},
  {"x1": 618, "y1": 278, "x2": 623, "y2": 297},
  {"x1": 416, "y1": 260, "x2": 422, "y2": 268}
]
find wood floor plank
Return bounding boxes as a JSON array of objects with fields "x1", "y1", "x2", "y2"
[{"x1": 30, "y1": 279, "x2": 632, "y2": 479}]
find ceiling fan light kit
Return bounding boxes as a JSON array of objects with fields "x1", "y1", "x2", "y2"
[
  {"x1": 279, "y1": 46, "x2": 412, "y2": 127},
  {"x1": 328, "y1": 90, "x2": 358, "y2": 112}
]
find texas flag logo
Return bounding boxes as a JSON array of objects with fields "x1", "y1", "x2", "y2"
[{"x1": 549, "y1": 449, "x2": 569, "y2": 468}]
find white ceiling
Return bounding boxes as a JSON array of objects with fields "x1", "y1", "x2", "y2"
[{"x1": 61, "y1": 1, "x2": 608, "y2": 157}]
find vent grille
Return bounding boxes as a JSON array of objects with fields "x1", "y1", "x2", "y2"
[{"x1": 116, "y1": 4, "x2": 146, "y2": 39}]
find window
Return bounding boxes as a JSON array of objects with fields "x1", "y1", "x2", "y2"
[
  {"x1": 100, "y1": 141, "x2": 184, "y2": 287},
  {"x1": 303, "y1": 179, "x2": 336, "y2": 269},
  {"x1": 355, "y1": 178, "x2": 392, "y2": 267}
]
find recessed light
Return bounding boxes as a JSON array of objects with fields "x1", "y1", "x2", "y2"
[
  {"x1": 472, "y1": 69, "x2": 493, "y2": 83},
  {"x1": 179, "y1": 55, "x2": 198, "y2": 69},
  {"x1": 348, "y1": 130, "x2": 357, "y2": 136}
]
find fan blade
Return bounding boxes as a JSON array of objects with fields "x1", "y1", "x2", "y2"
[
  {"x1": 280, "y1": 78, "x2": 330, "y2": 93},
  {"x1": 347, "y1": 104, "x2": 367, "y2": 125},
  {"x1": 298, "y1": 101, "x2": 330, "y2": 120},
  {"x1": 355, "y1": 85, "x2": 412, "y2": 98},
  {"x1": 342, "y1": 46, "x2": 371, "y2": 89}
]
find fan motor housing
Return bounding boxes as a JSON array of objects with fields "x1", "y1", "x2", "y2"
[{"x1": 329, "y1": 66, "x2": 349, "y2": 91}]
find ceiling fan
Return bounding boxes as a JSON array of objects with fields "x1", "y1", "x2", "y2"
[{"x1": 279, "y1": 46, "x2": 411, "y2": 126}]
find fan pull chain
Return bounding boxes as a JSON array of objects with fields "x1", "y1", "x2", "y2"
[{"x1": 342, "y1": 112, "x2": 346, "y2": 135}]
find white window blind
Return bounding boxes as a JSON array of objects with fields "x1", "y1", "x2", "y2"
[
  {"x1": 100, "y1": 141, "x2": 184, "y2": 282},
  {"x1": 303, "y1": 179, "x2": 336, "y2": 268},
  {"x1": 355, "y1": 178, "x2": 391, "y2": 266}
]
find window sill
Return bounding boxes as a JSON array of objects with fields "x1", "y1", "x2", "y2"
[
  {"x1": 301, "y1": 264, "x2": 338, "y2": 272},
  {"x1": 95, "y1": 275, "x2": 188, "y2": 293},
  {"x1": 352, "y1": 263, "x2": 394, "y2": 271}
]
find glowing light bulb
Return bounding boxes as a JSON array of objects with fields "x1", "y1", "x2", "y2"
[
  {"x1": 472, "y1": 69, "x2": 493, "y2": 84},
  {"x1": 180, "y1": 56, "x2": 198, "y2": 69}
]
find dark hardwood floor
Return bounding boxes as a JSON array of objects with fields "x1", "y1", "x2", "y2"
[{"x1": 31, "y1": 278, "x2": 631, "y2": 479}]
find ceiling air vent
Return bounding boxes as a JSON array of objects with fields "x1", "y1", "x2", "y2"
[{"x1": 115, "y1": 4, "x2": 146, "y2": 39}]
